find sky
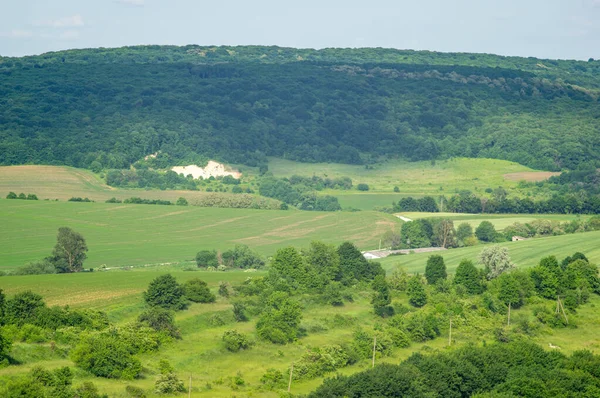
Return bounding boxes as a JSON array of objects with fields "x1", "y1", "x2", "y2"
[{"x1": 1, "y1": 0, "x2": 599, "y2": 60}]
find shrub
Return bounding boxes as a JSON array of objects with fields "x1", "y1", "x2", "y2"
[
  {"x1": 404, "y1": 312, "x2": 440, "y2": 342},
  {"x1": 71, "y1": 335, "x2": 142, "y2": 379},
  {"x1": 3, "y1": 290, "x2": 46, "y2": 325},
  {"x1": 13, "y1": 260, "x2": 56, "y2": 275},
  {"x1": 175, "y1": 197, "x2": 188, "y2": 206},
  {"x1": 222, "y1": 330, "x2": 251, "y2": 352},
  {"x1": 260, "y1": 368, "x2": 286, "y2": 390},
  {"x1": 323, "y1": 281, "x2": 344, "y2": 306},
  {"x1": 155, "y1": 373, "x2": 186, "y2": 394},
  {"x1": 182, "y1": 278, "x2": 216, "y2": 303},
  {"x1": 357, "y1": 183, "x2": 369, "y2": 191},
  {"x1": 144, "y1": 274, "x2": 188, "y2": 310},
  {"x1": 195, "y1": 250, "x2": 219, "y2": 268},
  {"x1": 125, "y1": 385, "x2": 146, "y2": 398},
  {"x1": 233, "y1": 302, "x2": 248, "y2": 322},
  {"x1": 138, "y1": 307, "x2": 180, "y2": 338},
  {"x1": 6, "y1": 192, "x2": 17, "y2": 199}
]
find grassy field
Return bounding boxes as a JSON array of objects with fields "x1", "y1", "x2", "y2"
[
  {"x1": 268, "y1": 157, "x2": 549, "y2": 194},
  {"x1": 379, "y1": 230, "x2": 600, "y2": 274},
  {"x1": 398, "y1": 212, "x2": 590, "y2": 230},
  {"x1": 0, "y1": 199, "x2": 399, "y2": 270}
]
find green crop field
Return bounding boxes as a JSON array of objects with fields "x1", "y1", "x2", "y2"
[
  {"x1": 0, "y1": 199, "x2": 399, "y2": 270},
  {"x1": 398, "y1": 212, "x2": 590, "y2": 230},
  {"x1": 379, "y1": 230, "x2": 600, "y2": 274}
]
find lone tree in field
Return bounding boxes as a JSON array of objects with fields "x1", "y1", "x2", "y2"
[
  {"x1": 475, "y1": 221, "x2": 497, "y2": 242},
  {"x1": 51, "y1": 227, "x2": 88, "y2": 273},
  {"x1": 425, "y1": 255, "x2": 447, "y2": 285}
]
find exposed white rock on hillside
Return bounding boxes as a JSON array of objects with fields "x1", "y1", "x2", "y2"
[{"x1": 171, "y1": 161, "x2": 241, "y2": 179}]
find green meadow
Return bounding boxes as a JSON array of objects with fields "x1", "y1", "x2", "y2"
[
  {"x1": 398, "y1": 211, "x2": 590, "y2": 230},
  {"x1": 379, "y1": 230, "x2": 600, "y2": 274},
  {"x1": 0, "y1": 199, "x2": 399, "y2": 270}
]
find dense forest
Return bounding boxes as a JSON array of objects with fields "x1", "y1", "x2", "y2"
[{"x1": 1, "y1": 45, "x2": 599, "y2": 171}]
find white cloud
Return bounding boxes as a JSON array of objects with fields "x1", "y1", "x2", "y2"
[
  {"x1": 0, "y1": 29, "x2": 34, "y2": 38},
  {"x1": 116, "y1": 0, "x2": 145, "y2": 6},
  {"x1": 36, "y1": 14, "x2": 85, "y2": 28},
  {"x1": 59, "y1": 30, "x2": 80, "y2": 40}
]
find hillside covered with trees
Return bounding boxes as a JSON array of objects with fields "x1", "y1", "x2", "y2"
[{"x1": 1, "y1": 45, "x2": 599, "y2": 171}]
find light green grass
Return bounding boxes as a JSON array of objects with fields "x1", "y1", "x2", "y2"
[
  {"x1": 269, "y1": 157, "x2": 539, "y2": 194},
  {"x1": 399, "y1": 212, "x2": 590, "y2": 230},
  {"x1": 379, "y1": 230, "x2": 600, "y2": 274},
  {"x1": 0, "y1": 199, "x2": 399, "y2": 270}
]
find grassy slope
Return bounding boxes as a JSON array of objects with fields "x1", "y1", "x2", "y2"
[
  {"x1": 0, "y1": 199, "x2": 398, "y2": 270},
  {"x1": 2, "y1": 265, "x2": 600, "y2": 397},
  {"x1": 267, "y1": 157, "x2": 554, "y2": 210},
  {"x1": 379, "y1": 230, "x2": 600, "y2": 274}
]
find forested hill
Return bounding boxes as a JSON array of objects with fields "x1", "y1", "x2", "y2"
[{"x1": 1, "y1": 45, "x2": 599, "y2": 171}]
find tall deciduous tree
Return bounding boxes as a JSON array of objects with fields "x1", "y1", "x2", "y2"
[
  {"x1": 454, "y1": 259, "x2": 483, "y2": 294},
  {"x1": 144, "y1": 274, "x2": 188, "y2": 310},
  {"x1": 51, "y1": 227, "x2": 88, "y2": 273},
  {"x1": 479, "y1": 246, "x2": 514, "y2": 280}
]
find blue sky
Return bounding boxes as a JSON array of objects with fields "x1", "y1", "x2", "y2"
[{"x1": 1, "y1": 0, "x2": 599, "y2": 60}]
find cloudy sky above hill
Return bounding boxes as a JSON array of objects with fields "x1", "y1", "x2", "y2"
[{"x1": 1, "y1": 0, "x2": 599, "y2": 60}]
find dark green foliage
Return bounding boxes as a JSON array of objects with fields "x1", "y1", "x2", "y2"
[
  {"x1": 182, "y1": 278, "x2": 216, "y2": 303},
  {"x1": 138, "y1": 307, "x2": 180, "y2": 338},
  {"x1": 6, "y1": 192, "x2": 38, "y2": 200},
  {"x1": 0, "y1": 288, "x2": 5, "y2": 322},
  {"x1": 562, "y1": 252, "x2": 589, "y2": 269},
  {"x1": 404, "y1": 312, "x2": 440, "y2": 342},
  {"x1": 195, "y1": 250, "x2": 219, "y2": 267},
  {"x1": 424, "y1": 255, "x2": 447, "y2": 285},
  {"x1": 475, "y1": 221, "x2": 497, "y2": 242},
  {"x1": 269, "y1": 247, "x2": 317, "y2": 290},
  {"x1": 371, "y1": 275, "x2": 394, "y2": 317},
  {"x1": 293, "y1": 345, "x2": 351, "y2": 380},
  {"x1": 68, "y1": 197, "x2": 92, "y2": 202},
  {"x1": 125, "y1": 385, "x2": 146, "y2": 398},
  {"x1": 221, "y1": 244, "x2": 265, "y2": 269},
  {"x1": 175, "y1": 197, "x2": 188, "y2": 206},
  {"x1": 357, "y1": 183, "x2": 369, "y2": 191},
  {"x1": 393, "y1": 196, "x2": 439, "y2": 212},
  {"x1": 407, "y1": 275, "x2": 427, "y2": 307},
  {"x1": 337, "y1": 241, "x2": 385, "y2": 284},
  {"x1": 259, "y1": 177, "x2": 341, "y2": 211},
  {"x1": 143, "y1": 274, "x2": 188, "y2": 310},
  {"x1": 50, "y1": 227, "x2": 88, "y2": 273},
  {"x1": 0, "y1": 327, "x2": 11, "y2": 362},
  {"x1": 232, "y1": 302, "x2": 248, "y2": 322},
  {"x1": 123, "y1": 197, "x2": 172, "y2": 205},
  {"x1": 218, "y1": 281, "x2": 230, "y2": 298},
  {"x1": 222, "y1": 330, "x2": 251, "y2": 352},
  {"x1": 497, "y1": 273, "x2": 525, "y2": 308},
  {"x1": 71, "y1": 335, "x2": 142, "y2": 379},
  {"x1": 401, "y1": 219, "x2": 434, "y2": 248},
  {"x1": 256, "y1": 292, "x2": 302, "y2": 344},
  {"x1": 322, "y1": 281, "x2": 344, "y2": 306},
  {"x1": 3, "y1": 291, "x2": 45, "y2": 325},
  {"x1": 310, "y1": 341, "x2": 600, "y2": 397},
  {"x1": 454, "y1": 259, "x2": 483, "y2": 294}
]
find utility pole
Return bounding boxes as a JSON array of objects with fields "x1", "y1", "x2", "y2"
[
  {"x1": 188, "y1": 374, "x2": 192, "y2": 398},
  {"x1": 507, "y1": 302, "x2": 511, "y2": 326},
  {"x1": 288, "y1": 363, "x2": 294, "y2": 393},
  {"x1": 372, "y1": 336, "x2": 377, "y2": 368}
]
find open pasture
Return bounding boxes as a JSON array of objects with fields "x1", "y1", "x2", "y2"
[
  {"x1": 379, "y1": 229, "x2": 600, "y2": 274},
  {"x1": 0, "y1": 199, "x2": 399, "y2": 270},
  {"x1": 398, "y1": 212, "x2": 590, "y2": 230}
]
